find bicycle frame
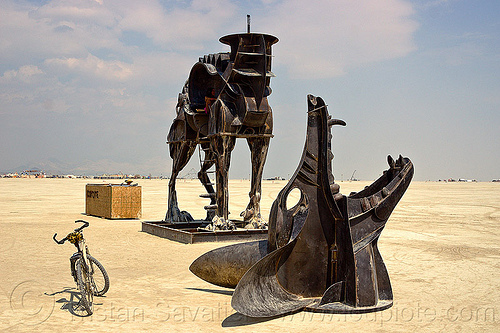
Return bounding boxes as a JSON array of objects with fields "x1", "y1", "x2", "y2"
[
  {"x1": 54, "y1": 220, "x2": 92, "y2": 277},
  {"x1": 53, "y1": 220, "x2": 110, "y2": 316},
  {"x1": 69, "y1": 239, "x2": 94, "y2": 282},
  {"x1": 78, "y1": 238, "x2": 91, "y2": 274}
]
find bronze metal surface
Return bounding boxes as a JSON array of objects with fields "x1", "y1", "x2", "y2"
[
  {"x1": 165, "y1": 31, "x2": 278, "y2": 226},
  {"x1": 191, "y1": 94, "x2": 414, "y2": 317}
]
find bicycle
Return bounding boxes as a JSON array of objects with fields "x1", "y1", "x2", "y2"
[{"x1": 53, "y1": 220, "x2": 109, "y2": 315}]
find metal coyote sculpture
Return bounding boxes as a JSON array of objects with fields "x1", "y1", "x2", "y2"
[
  {"x1": 190, "y1": 95, "x2": 414, "y2": 317},
  {"x1": 165, "y1": 30, "x2": 278, "y2": 229}
]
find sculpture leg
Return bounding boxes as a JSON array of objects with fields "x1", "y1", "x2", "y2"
[
  {"x1": 165, "y1": 141, "x2": 197, "y2": 222},
  {"x1": 211, "y1": 135, "x2": 236, "y2": 227},
  {"x1": 198, "y1": 141, "x2": 216, "y2": 221},
  {"x1": 240, "y1": 137, "x2": 269, "y2": 228}
]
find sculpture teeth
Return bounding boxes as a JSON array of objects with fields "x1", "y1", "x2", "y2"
[{"x1": 330, "y1": 183, "x2": 340, "y2": 194}]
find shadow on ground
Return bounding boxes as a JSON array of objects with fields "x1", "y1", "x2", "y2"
[
  {"x1": 45, "y1": 287, "x2": 103, "y2": 317},
  {"x1": 185, "y1": 287, "x2": 233, "y2": 296}
]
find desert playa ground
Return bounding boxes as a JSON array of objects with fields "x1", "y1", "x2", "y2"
[{"x1": 0, "y1": 178, "x2": 499, "y2": 332}]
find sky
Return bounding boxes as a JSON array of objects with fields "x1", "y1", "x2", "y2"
[{"x1": 0, "y1": 0, "x2": 499, "y2": 181}]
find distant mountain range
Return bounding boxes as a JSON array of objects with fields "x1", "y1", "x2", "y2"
[{"x1": 2, "y1": 157, "x2": 170, "y2": 176}]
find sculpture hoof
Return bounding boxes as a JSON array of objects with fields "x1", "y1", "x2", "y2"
[
  {"x1": 205, "y1": 216, "x2": 236, "y2": 231},
  {"x1": 165, "y1": 208, "x2": 194, "y2": 222}
]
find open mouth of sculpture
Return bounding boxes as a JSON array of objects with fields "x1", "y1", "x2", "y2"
[{"x1": 190, "y1": 95, "x2": 414, "y2": 317}]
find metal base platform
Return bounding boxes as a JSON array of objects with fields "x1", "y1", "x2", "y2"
[{"x1": 141, "y1": 220, "x2": 268, "y2": 244}]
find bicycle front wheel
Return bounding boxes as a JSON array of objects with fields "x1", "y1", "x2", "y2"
[
  {"x1": 88, "y1": 255, "x2": 109, "y2": 296},
  {"x1": 76, "y1": 258, "x2": 94, "y2": 315}
]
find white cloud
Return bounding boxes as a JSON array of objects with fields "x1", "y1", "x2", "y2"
[
  {"x1": 130, "y1": 52, "x2": 193, "y2": 84},
  {"x1": 0, "y1": 0, "x2": 420, "y2": 122},
  {"x1": 258, "y1": 0, "x2": 418, "y2": 79},
  {"x1": 1, "y1": 65, "x2": 43, "y2": 82},
  {"x1": 113, "y1": 0, "x2": 238, "y2": 49},
  {"x1": 29, "y1": 0, "x2": 115, "y2": 26},
  {"x1": 42, "y1": 98, "x2": 71, "y2": 113},
  {"x1": 0, "y1": 1, "x2": 119, "y2": 67},
  {"x1": 0, "y1": 0, "x2": 419, "y2": 80},
  {"x1": 0, "y1": 0, "x2": 239, "y2": 86},
  {"x1": 0, "y1": 0, "x2": 421, "y2": 176},
  {"x1": 45, "y1": 53, "x2": 133, "y2": 81}
]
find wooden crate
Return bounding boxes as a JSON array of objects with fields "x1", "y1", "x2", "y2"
[{"x1": 85, "y1": 184, "x2": 141, "y2": 219}]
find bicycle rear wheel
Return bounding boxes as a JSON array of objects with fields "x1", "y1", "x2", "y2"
[
  {"x1": 76, "y1": 258, "x2": 94, "y2": 315},
  {"x1": 88, "y1": 255, "x2": 109, "y2": 296}
]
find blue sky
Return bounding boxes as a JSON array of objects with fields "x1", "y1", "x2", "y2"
[{"x1": 0, "y1": 0, "x2": 498, "y2": 181}]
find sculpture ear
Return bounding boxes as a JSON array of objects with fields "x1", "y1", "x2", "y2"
[
  {"x1": 387, "y1": 155, "x2": 395, "y2": 169},
  {"x1": 328, "y1": 119, "x2": 346, "y2": 127}
]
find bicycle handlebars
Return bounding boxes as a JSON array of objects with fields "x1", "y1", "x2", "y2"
[
  {"x1": 53, "y1": 233, "x2": 67, "y2": 244},
  {"x1": 53, "y1": 220, "x2": 89, "y2": 244},
  {"x1": 74, "y1": 220, "x2": 89, "y2": 232}
]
